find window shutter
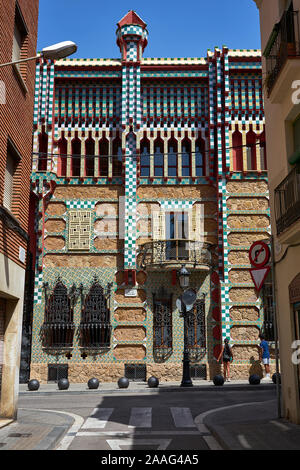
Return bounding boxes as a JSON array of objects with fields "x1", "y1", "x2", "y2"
[
  {"x1": 152, "y1": 210, "x2": 166, "y2": 240},
  {"x1": 189, "y1": 205, "x2": 202, "y2": 241},
  {"x1": 3, "y1": 152, "x2": 15, "y2": 210}
]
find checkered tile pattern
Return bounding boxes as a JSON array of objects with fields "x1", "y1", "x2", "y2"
[
  {"x1": 160, "y1": 201, "x2": 194, "y2": 210},
  {"x1": 124, "y1": 133, "x2": 137, "y2": 268},
  {"x1": 66, "y1": 200, "x2": 95, "y2": 210},
  {"x1": 33, "y1": 271, "x2": 43, "y2": 304},
  {"x1": 127, "y1": 41, "x2": 138, "y2": 62}
]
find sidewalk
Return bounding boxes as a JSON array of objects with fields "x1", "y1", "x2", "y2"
[
  {"x1": 203, "y1": 399, "x2": 300, "y2": 450},
  {"x1": 18, "y1": 378, "x2": 275, "y2": 395}
]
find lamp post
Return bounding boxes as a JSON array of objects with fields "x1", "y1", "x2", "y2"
[
  {"x1": 0, "y1": 41, "x2": 77, "y2": 68},
  {"x1": 178, "y1": 265, "x2": 193, "y2": 387}
]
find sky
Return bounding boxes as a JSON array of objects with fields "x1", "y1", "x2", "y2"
[{"x1": 37, "y1": 0, "x2": 261, "y2": 59}]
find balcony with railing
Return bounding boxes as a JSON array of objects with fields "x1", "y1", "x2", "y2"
[
  {"x1": 275, "y1": 164, "x2": 300, "y2": 238},
  {"x1": 265, "y1": 9, "x2": 300, "y2": 98},
  {"x1": 138, "y1": 240, "x2": 212, "y2": 271}
]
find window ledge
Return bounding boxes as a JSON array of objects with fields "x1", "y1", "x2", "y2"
[
  {"x1": 12, "y1": 63, "x2": 28, "y2": 95},
  {"x1": 0, "y1": 205, "x2": 28, "y2": 241}
]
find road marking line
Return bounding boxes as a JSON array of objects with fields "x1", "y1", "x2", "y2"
[
  {"x1": 194, "y1": 400, "x2": 273, "y2": 451},
  {"x1": 270, "y1": 420, "x2": 290, "y2": 431},
  {"x1": 238, "y1": 434, "x2": 252, "y2": 449},
  {"x1": 170, "y1": 407, "x2": 196, "y2": 428},
  {"x1": 128, "y1": 408, "x2": 152, "y2": 428},
  {"x1": 76, "y1": 430, "x2": 206, "y2": 437},
  {"x1": 81, "y1": 408, "x2": 114, "y2": 429},
  {"x1": 107, "y1": 438, "x2": 171, "y2": 450},
  {"x1": 203, "y1": 435, "x2": 223, "y2": 450}
]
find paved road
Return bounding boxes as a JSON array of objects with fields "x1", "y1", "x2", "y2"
[{"x1": 18, "y1": 387, "x2": 277, "y2": 451}]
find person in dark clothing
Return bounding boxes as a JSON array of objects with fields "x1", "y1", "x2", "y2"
[{"x1": 217, "y1": 338, "x2": 233, "y2": 382}]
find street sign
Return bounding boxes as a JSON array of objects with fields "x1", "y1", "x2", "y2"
[
  {"x1": 250, "y1": 266, "x2": 271, "y2": 292},
  {"x1": 249, "y1": 241, "x2": 270, "y2": 268}
]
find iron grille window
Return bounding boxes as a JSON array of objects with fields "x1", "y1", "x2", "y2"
[
  {"x1": 187, "y1": 297, "x2": 206, "y2": 362},
  {"x1": 125, "y1": 364, "x2": 146, "y2": 381},
  {"x1": 41, "y1": 279, "x2": 76, "y2": 349},
  {"x1": 262, "y1": 280, "x2": 275, "y2": 342},
  {"x1": 48, "y1": 364, "x2": 68, "y2": 383},
  {"x1": 153, "y1": 288, "x2": 172, "y2": 363},
  {"x1": 79, "y1": 278, "x2": 112, "y2": 349},
  {"x1": 190, "y1": 364, "x2": 207, "y2": 380}
]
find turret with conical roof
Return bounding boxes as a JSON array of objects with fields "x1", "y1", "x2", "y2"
[{"x1": 116, "y1": 10, "x2": 148, "y2": 62}]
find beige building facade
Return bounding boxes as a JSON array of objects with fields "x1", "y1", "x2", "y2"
[{"x1": 254, "y1": 0, "x2": 300, "y2": 423}]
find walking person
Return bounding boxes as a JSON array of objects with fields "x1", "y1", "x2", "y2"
[
  {"x1": 259, "y1": 333, "x2": 270, "y2": 380},
  {"x1": 217, "y1": 338, "x2": 233, "y2": 382}
]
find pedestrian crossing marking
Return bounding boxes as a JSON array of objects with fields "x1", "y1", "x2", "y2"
[
  {"x1": 81, "y1": 408, "x2": 114, "y2": 429},
  {"x1": 170, "y1": 407, "x2": 196, "y2": 428},
  {"x1": 128, "y1": 407, "x2": 152, "y2": 428},
  {"x1": 80, "y1": 406, "x2": 199, "y2": 433}
]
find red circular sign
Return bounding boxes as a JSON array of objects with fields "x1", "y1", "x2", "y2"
[{"x1": 249, "y1": 241, "x2": 270, "y2": 268}]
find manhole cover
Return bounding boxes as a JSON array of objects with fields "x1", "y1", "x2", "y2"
[{"x1": 8, "y1": 433, "x2": 32, "y2": 438}]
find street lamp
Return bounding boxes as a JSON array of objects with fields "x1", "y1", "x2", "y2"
[
  {"x1": 0, "y1": 41, "x2": 77, "y2": 68},
  {"x1": 178, "y1": 265, "x2": 190, "y2": 289},
  {"x1": 178, "y1": 265, "x2": 193, "y2": 387}
]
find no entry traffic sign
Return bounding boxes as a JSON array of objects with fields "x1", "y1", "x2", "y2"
[{"x1": 249, "y1": 241, "x2": 270, "y2": 268}]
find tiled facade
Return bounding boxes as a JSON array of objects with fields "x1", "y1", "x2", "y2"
[{"x1": 28, "y1": 11, "x2": 273, "y2": 383}]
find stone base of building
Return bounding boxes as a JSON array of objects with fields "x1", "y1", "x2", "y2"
[{"x1": 30, "y1": 361, "x2": 277, "y2": 384}]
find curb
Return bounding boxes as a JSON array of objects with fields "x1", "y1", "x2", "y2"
[
  {"x1": 19, "y1": 383, "x2": 276, "y2": 396},
  {"x1": 33, "y1": 424, "x2": 71, "y2": 450}
]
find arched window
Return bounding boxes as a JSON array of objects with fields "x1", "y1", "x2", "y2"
[
  {"x1": 153, "y1": 287, "x2": 172, "y2": 363},
  {"x1": 232, "y1": 130, "x2": 243, "y2": 171},
  {"x1": 168, "y1": 139, "x2": 177, "y2": 177},
  {"x1": 58, "y1": 137, "x2": 67, "y2": 177},
  {"x1": 112, "y1": 138, "x2": 122, "y2": 177},
  {"x1": 246, "y1": 130, "x2": 257, "y2": 171},
  {"x1": 182, "y1": 138, "x2": 191, "y2": 177},
  {"x1": 140, "y1": 138, "x2": 150, "y2": 177},
  {"x1": 71, "y1": 138, "x2": 81, "y2": 177},
  {"x1": 42, "y1": 279, "x2": 75, "y2": 348},
  {"x1": 79, "y1": 278, "x2": 112, "y2": 348},
  {"x1": 195, "y1": 138, "x2": 205, "y2": 176},
  {"x1": 154, "y1": 139, "x2": 164, "y2": 177},
  {"x1": 99, "y1": 138, "x2": 109, "y2": 177},
  {"x1": 85, "y1": 138, "x2": 95, "y2": 177},
  {"x1": 38, "y1": 132, "x2": 48, "y2": 171},
  {"x1": 187, "y1": 297, "x2": 206, "y2": 362}
]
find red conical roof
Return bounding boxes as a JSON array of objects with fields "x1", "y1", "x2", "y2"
[{"x1": 117, "y1": 10, "x2": 147, "y2": 29}]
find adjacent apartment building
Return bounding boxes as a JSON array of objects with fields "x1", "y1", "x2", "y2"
[
  {"x1": 254, "y1": 0, "x2": 300, "y2": 423},
  {"x1": 0, "y1": 0, "x2": 39, "y2": 420},
  {"x1": 28, "y1": 11, "x2": 272, "y2": 385}
]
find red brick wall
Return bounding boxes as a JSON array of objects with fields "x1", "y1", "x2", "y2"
[{"x1": 0, "y1": 0, "x2": 39, "y2": 268}]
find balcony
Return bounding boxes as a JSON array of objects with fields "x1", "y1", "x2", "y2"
[
  {"x1": 275, "y1": 164, "x2": 300, "y2": 240},
  {"x1": 265, "y1": 9, "x2": 300, "y2": 100},
  {"x1": 138, "y1": 240, "x2": 212, "y2": 271}
]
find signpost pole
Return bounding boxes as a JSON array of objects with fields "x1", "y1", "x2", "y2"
[{"x1": 270, "y1": 236, "x2": 282, "y2": 419}]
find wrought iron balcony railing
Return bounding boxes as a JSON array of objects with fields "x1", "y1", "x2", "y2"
[
  {"x1": 275, "y1": 164, "x2": 300, "y2": 235},
  {"x1": 265, "y1": 9, "x2": 300, "y2": 96},
  {"x1": 41, "y1": 321, "x2": 75, "y2": 349},
  {"x1": 138, "y1": 240, "x2": 212, "y2": 270},
  {"x1": 79, "y1": 322, "x2": 112, "y2": 349}
]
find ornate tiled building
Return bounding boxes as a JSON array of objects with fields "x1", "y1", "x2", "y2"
[{"x1": 27, "y1": 11, "x2": 273, "y2": 383}]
